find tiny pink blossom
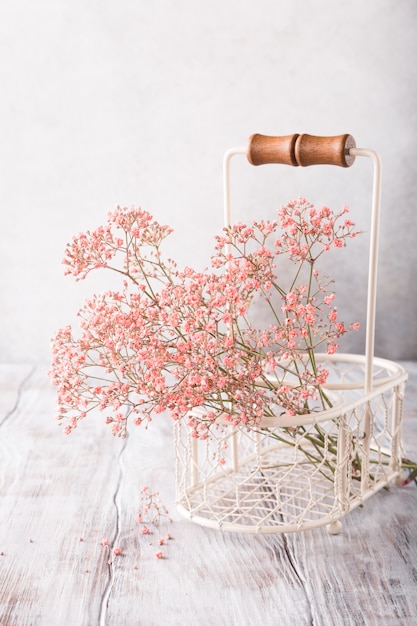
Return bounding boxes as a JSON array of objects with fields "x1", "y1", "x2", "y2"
[{"x1": 50, "y1": 198, "x2": 363, "y2": 438}]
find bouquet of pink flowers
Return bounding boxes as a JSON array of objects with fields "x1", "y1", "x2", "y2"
[{"x1": 49, "y1": 197, "x2": 362, "y2": 441}]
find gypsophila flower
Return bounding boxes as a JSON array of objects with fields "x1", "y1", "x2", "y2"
[
  {"x1": 137, "y1": 487, "x2": 172, "y2": 525},
  {"x1": 50, "y1": 199, "x2": 361, "y2": 438}
]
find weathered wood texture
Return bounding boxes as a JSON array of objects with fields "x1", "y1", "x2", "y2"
[{"x1": 0, "y1": 363, "x2": 416, "y2": 626}]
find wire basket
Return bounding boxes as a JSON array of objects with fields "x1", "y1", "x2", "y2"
[
  {"x1": 175, "y1": 353, "x2": 407, "y2": 533},
  {"x1": 174, "y1": 134, "x2": 408, "y2": 534}
]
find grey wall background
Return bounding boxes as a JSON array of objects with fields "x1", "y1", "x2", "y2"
[{"x1": 0, "y1": 0, "x2": 416, "y2": 363}]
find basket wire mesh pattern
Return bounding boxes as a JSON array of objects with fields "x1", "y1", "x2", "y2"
[
  {"x1": 175, "y1": 355, "x2": 407, "y2": 534},
  {"x1": 174, "y1": 135, "x2": 408, "y2": 534}
]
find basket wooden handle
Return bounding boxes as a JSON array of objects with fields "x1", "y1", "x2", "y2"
[{"x1": 247, "y1": 133, "x2": 356, "y2": 167}]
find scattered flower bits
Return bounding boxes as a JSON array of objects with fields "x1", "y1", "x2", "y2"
[
  {"x1": 99, "y1": 539, "x2": 124, "y2": 565},
  {"x1": 92, "y1": 488, "x2": 173, "y2": 568},
  {"x1": 93, "y1": 487, "x2": 174, "y2": 567},
  {"x1": 136, "y1": 486, "x2": 173, "y2": 560},
  {"x1": 137, "y1": 486, "x2": 172, "y2": 525}
]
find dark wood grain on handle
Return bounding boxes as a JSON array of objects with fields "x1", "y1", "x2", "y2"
[
  {"x1": 247, "y1": 133, "x2": 300, "y2": 166},
  {"x1": 247, "y1": 133, "x2": 356, "y2": 167},
  {"x1": 295, "y1": 134, "x2": 356, "y2": 167}
]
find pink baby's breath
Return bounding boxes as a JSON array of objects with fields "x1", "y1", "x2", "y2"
[
  {"x1": 137, "y1": 488, "x2": 172, "y2": 526},
  {"x1": 50, "y1": 198, "x2": 361, "y2": 437}
]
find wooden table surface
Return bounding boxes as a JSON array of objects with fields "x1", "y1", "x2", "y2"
[{"x1": 0, "y1": 362, "x2": 416, "y2": 626}]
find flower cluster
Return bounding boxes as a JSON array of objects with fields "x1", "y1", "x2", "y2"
[{"x1": 49, "y1": 198, "x2": 360, "y2": 438}]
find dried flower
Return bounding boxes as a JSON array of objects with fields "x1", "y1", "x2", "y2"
[
  {"x1": 137, "y1": 487, "x2": 172, "y2": 525},
  {"x1": 49, "y1": 199, "x2": 361, "y2": 438}
]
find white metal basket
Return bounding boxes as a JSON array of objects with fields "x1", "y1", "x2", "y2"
[{"x1": 174, "y1": 134, "x2": 408, "y2": 534}]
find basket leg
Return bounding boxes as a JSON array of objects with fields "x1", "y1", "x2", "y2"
[
  {"x1": 327, "y1": 520, "x2": 343, "y2": 535},
  {"x1": 389, "y1": 383, "x2": 405, "y2": 478}
]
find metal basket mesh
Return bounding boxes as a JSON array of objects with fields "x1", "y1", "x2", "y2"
[{"x1": 175, "y1": 355, "x2": 407, "y2": 533}]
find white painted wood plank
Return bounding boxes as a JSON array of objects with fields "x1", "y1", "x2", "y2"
[{"x1": 0, "y1": 367, "x2": 125, "y2": 626}]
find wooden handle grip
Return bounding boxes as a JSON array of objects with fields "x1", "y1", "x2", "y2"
[
  {"x1": 247, "y1": 133, "x2": 356, "y2": 167},
  {"x1": 247, "y1": 134, "x2": 299, "y2": 166}
]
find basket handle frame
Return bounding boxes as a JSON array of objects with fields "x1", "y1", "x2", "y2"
[{"x1": 222, "y1": 136, "x2": 382, "y2": 399}]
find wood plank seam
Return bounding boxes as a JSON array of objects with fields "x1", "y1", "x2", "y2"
[
  {"x1": 0, "y1": 366, "x2": 35, "y2": 429},
  {"x1": 99, "y1": 432, "x2": 128, "y2": 625}
]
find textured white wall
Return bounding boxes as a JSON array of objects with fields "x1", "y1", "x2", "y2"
[{"x1": 0, "y1": 0, "x2": 416, "y2": 363}]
